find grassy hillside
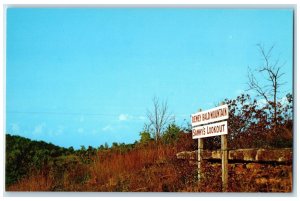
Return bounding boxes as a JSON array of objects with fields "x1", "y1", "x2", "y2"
[{"x1": 6, "y1": 134, "x2": 74, "y2": 187}]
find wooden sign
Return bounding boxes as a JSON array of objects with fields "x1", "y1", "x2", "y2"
[
  {"x1": 191, "y1": 104, "x2": 229, "y2": 127},
  {"x1": 191, "y1": 103, "x2": 229, "y2": 192},
  {"x1": 192, "y1": 120, "x2": 228, "y2": 139}
]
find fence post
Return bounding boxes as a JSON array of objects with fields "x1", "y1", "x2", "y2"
[
  {"x1": 221, "y1": 134, "x2": 228, "y2": 192},
  {"x1": 198, "y1": 138, "x2": 203, "y2": 182}
]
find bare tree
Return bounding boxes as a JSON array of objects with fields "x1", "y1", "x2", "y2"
[
  {"x1": 247, "y1": 44, "x2": 286, "y2": 133},
  {"x1": 146, "y1": 96, "x2": 171, "y2": 142}
]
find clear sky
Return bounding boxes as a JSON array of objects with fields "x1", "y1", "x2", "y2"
[{"x1": 6, "y1": 8, "x2": 293, "y2": 149}]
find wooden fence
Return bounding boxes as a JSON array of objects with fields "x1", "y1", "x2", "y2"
[{"x1": 177, "y1": 148, "x2": 292, "y2": 163}]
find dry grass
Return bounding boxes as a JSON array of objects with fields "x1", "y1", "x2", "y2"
[
  {"x1": 7, "y1": 143, "x2": 292, "y2": 192},
  {"x1": 82, "y1": 144, "x2": 191, "y2": 191},
  {"x1": 8, "y1": 172, "x2": 53, "y2": 191}
]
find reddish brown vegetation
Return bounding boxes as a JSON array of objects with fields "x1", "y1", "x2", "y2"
[
  {"x1": 7, "y1": 133, "x2": 292, "y2": 192},
  {"x1": 198, "y1": 162, "x2": 292, "y2": 192},
  {"x1": 7, "y1": 136, "x2": 195, "y2": 192}
]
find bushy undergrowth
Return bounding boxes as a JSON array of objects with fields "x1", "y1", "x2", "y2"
[
  {"x1": 7, "y1": 139, "x2": 198, "y2": 192},
  {"x1": 6, "y1": 135, "x2": 292, "y2": 192}
]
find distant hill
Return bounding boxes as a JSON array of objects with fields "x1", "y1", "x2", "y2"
[{"x1": 5, "y1": 134, "x2": 71, "y2": 187}]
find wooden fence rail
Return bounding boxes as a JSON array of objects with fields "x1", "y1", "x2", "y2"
[{"x1": 176, "y1": 148, "x2": 292, "y2": 163}]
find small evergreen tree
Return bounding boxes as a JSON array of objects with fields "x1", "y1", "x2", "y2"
[
  {"x1": 162, "y1": 123, "x2": 181, "y2": 144},
  {"x1": 139, "y1": 130, "x2": 151, "y2": 144}
]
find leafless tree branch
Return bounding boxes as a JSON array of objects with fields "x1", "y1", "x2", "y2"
[
  {"x1": 248, "y1": 44, "x2": 286, "y2": 134},
  {"x1": 146, "y1": 96, "x2": 171, "y2": 142}
]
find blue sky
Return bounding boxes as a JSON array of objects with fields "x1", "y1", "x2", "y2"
[{"x1": 6, "y1": 8, "x2": 293, "y2": 149}]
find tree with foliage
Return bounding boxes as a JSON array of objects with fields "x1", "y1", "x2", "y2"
[
  {"x1": 227, "y1": 93, "x2": 292, "y2": 148},
  {"x1": 204, "y1": 91, "x2": 292, "y2": 150},
  {"x1": 112, "y1": 142, "x2": 118, "y2": 149},
  {"x1": 139, "y1": 130, "x2": 152, "y2": 144},
  {"x1": 162, "y1": 123, "x2": 181, "y2": 144},
  {"x1": 5, "y1": 134, "x2": 70, "y2": 188},
  {"x1": 98, "y1": 144, "x2": 105, "y2": 150}
]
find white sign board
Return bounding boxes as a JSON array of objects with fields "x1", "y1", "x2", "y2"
[
  {"x1": 191, "y1": 104, "x2": 229, "y2": 127},
  {"x1": 192, "y1": 121, "x2": 228, "y2": 139}
]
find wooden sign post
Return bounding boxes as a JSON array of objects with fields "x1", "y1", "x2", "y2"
[
  {"x1": 221, "y1": 134, "x2": 228, "y2": 192},
  {"x1": 198, "y1": 138, "x2": 203, "y2": 182},
  {"x1": 191, "y1": 104, "x2": 229, "y2": 192}
]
